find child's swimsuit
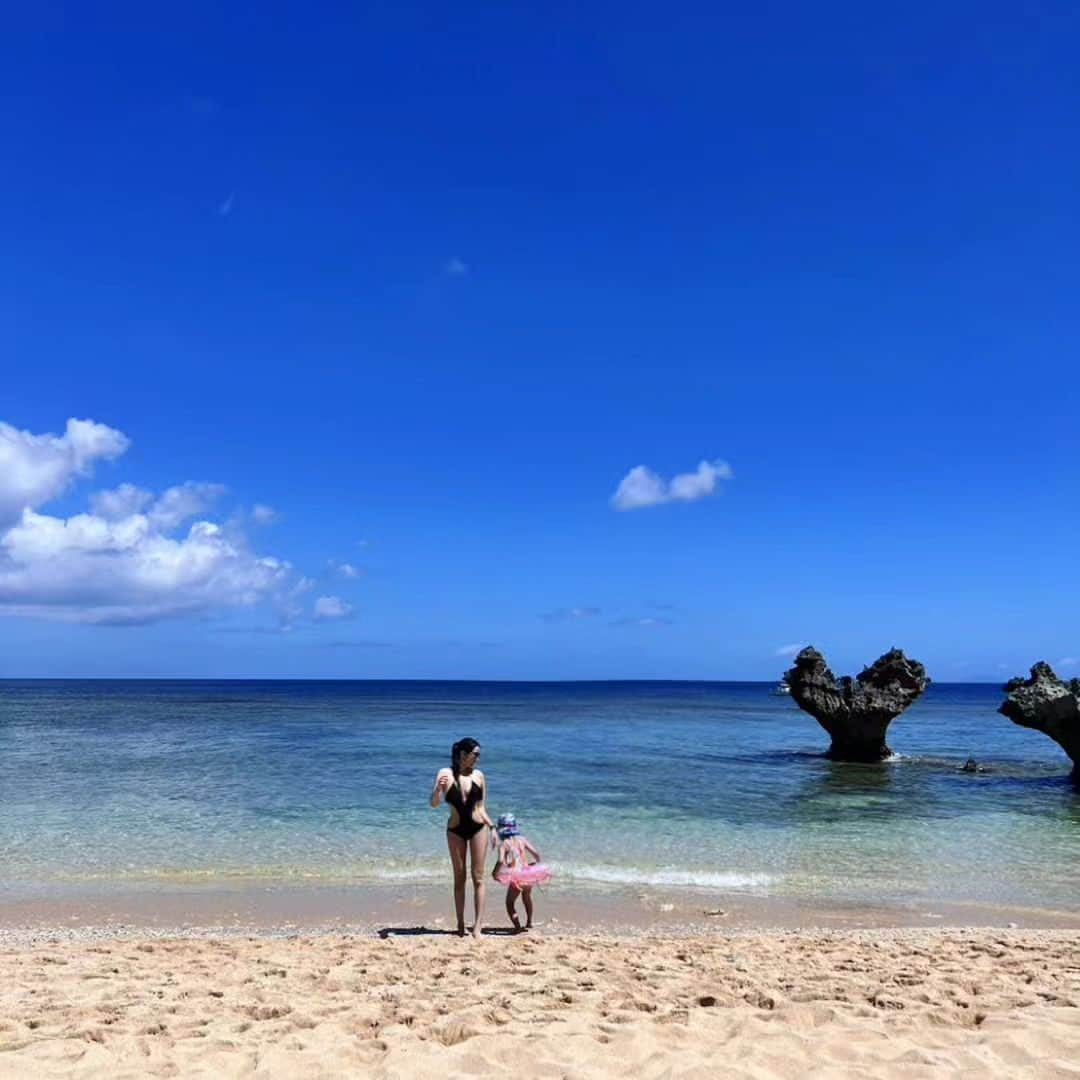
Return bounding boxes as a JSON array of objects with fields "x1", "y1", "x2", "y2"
[
  {"x1": 445, "y1": 777, "x2": 485, "y2": 840},
  {"x1": 495, "y1": 836, "x2": 553, "y2": 889}
]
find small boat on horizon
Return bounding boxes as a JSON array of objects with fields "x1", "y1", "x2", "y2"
[{"x1": 771, "y1": 678, "x2": 791, "y2": 696}]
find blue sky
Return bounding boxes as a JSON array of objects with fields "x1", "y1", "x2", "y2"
[{"x1": 2, "y1": 1, "x2": 1078, "y2": 679}]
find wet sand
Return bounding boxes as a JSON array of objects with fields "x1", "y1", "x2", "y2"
[{"x1": 3, "y1": 879, "x2": 1079, "y2": 945}]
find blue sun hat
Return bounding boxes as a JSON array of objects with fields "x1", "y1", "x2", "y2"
[{"x1": 496, "y1": 813, "x2": 520, "y2": 839}]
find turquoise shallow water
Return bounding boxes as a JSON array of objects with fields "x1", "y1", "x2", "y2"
[{"x1": 1, "y1": 680, "x2": 1077, "y2": 910}]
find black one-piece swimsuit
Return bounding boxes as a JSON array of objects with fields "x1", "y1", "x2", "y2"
[{"x1": 445, "y1": 778, "x2": 485, "y2": 841}]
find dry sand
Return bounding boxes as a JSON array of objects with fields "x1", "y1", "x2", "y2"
[{"x1": 1, "y1": 927, "x2": 1078, "y2": 1077}]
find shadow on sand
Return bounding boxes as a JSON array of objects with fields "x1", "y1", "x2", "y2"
[{"x1": 377, "y1": 925, "x2": 522, "y2": 939}]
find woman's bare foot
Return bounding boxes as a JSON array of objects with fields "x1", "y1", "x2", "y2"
[
  {"x1": 471, "y1": 924, "x2": 483, "y2": 940},
  {"x1": 509, "y1": 914, "x2": 522, "y2": 933},
  {"x1": 456, "y1": 922, "x2": 466, "y2": 937}
]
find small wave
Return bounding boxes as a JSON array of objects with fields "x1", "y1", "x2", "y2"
[
  {"x1": 46, "y1": 862, "x2": 770, "y2": 891},
  {"x1": 364, "y1": 867, "x2": 444, "y2": 882},
  {"x1": 558, "y1": 865, "x2": 772, "y2": 890},
  {"x1": 53, "y1": 864, "x2": 447, "y2": 886}
]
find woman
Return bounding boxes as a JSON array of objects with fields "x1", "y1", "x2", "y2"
[{"x1": 430, "y1": 737, "x2": 493, "y2": 937}]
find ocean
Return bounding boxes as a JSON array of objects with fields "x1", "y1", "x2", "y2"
[{"x1": 2, "y1": 680, "x2": 1078, "y2": 913}]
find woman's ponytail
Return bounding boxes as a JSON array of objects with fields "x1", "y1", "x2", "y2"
[{"x1": 451, "y1": 737, "x2": 479, "y2": 780}]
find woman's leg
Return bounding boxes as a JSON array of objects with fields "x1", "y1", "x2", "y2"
[
  {"x1": 505, "y1": 885, "x2": 522, "y2": 930},
  {"x1": 467, "y1": 827, "x2": 489, "y2": 938},
  {"x1": 446, "y1": 831, "x2": 468, "y2": 935},
  {"x1": 522, "y1": 886, "x2": 534, "y2": 928}
]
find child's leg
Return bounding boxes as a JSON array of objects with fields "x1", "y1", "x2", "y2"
[
  {"x1": 522, "y1": 886, "x2": 534, "y2": 928},
  {"x1": 504, "y1": 886, "x2": 522, "y2": 929}
]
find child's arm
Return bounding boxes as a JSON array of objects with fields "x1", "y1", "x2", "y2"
[{"x1": 522, "y1": 837, "x2": 541, "y2": 863}]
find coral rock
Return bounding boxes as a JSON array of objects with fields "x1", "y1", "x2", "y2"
[
  {"x1": 999, "y1": 662, "x2": 1080, "y2": 774},
  {"x1": 785, "y1": 647, "x2": 930, "y2": 761}
]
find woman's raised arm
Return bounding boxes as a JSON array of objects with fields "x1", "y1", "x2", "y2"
[{"x1": 430, "y1": 768, "x2": 451, "y2": 808}]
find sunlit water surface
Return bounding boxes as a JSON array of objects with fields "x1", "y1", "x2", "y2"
[{"x1": 2, "y1": 680, "x2": 1077, "y2": 910}]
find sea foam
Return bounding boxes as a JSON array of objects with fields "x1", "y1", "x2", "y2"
[{"x1": 557, "y1": 865, "x2": 772, "y2": 890}]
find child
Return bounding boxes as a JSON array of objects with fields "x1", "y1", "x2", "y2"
[{"x1": 492, "y1": 813, "x2": 551, "y2": 932}]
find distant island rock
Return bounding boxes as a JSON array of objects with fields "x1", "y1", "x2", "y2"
[
  {"x1": 999, "y1": 662, "x2": 1080, "y2": 776},
  {"x1": 784, "y1": 646, "x2": 930, "y2": 762}
]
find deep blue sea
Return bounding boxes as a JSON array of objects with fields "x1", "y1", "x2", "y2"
[{"x1": 1, "y1": 680, "x2": 1078, "y2": 911}]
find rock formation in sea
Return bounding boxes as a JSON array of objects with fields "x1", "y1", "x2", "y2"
[
  {"x1": 784, "y1": 646, "x2": 930, "y2": 762},
  {"x1": 999, "y1": 662, "x2": 1080, "y2": 775}
]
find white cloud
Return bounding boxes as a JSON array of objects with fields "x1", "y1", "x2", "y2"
[
  {"x1": 0, "y1": 417, "x2": 295, "y2": 625},
  {"x1": 775, "y1": 643, "x2": 805, "y2": 658},
  {"x1": 93, "y1": 481, "x2": 225, "y2": 531},
  {"x1": 274, "y1": 576, "x2": 315, "y2": 631},
  {"x1": 444, "y1": 257, "x2": 468, "y2": 277},
  {"x1": 91, "y1": 483, "x2": 153, "y2": 519},
  {"x1": 611, "y1": 466, "x2": 666, "y2": 511},
  {"x1": 313, "y1": 595, "x2": 353, "y2": 620},
  {"x1": 146, "y1": 483, "x2": 226, "y2": 531},
  {"x1": 219, "y1": 192, "x2": 235, "y2": 216},
  {"x1": 293, "y1": 576, "x2": 315, "y2": 595},
  {"x1": 0, "y1": 418, "x2": 129, "y2": 528},
  {"x1": 251, "y1": 503, "x2": 278, "y2": 525},
  {"x1": 1058, "y1": 657, "x2": 1079, "y2": 669},
  {"x1": 611, "y1": 459, "x2": 732, "y2": 511},
  {"x1": 326, "y1": 559, "x2": 362, "y2": 579},
  {"x1": 613, "y1": 616, "x2": 672, "y2": 628},
  {"x1": 0, "y1": 512, "x2": 291, "y2": 625},
  {"x1": 542, "y1": 606, "x2": 599, "y2": 622},
  {"x1": 668, "y1": 460, "x2": 733, "y2": 501}
]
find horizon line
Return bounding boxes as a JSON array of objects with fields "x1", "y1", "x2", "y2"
[{"x1": 0, "y1": 676, "x2": 1010, "y2": 685}]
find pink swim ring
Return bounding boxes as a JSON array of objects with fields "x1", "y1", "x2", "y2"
[{"x1": 495, "y1": 862, "x2": 553, "y2": 888}]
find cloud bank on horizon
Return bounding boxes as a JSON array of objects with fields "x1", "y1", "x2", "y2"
[
  {"x1": 0, "y1": 417, "x2": 335, "y2": 627},
  {"x1": 611, "y1": 459, "x2": 733, "y2": 511}
]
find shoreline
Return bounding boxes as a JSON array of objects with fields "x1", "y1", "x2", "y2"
[{"x1": 3, "y1": 880, "x2": 1079, "y2": 946}]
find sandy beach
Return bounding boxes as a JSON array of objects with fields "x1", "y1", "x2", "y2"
[{"x1": 1, "y1": 926, "x2": 1078, "y2": 1078}]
